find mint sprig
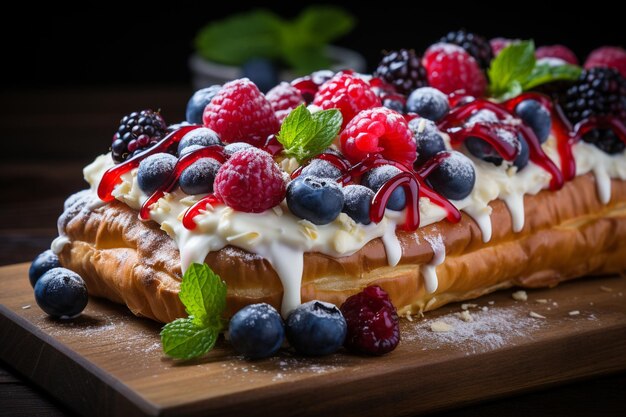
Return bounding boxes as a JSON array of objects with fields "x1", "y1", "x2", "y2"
[
  {"x1": 276, "y1": 104, "x2": 342, "y2": 162},
  {"x1": 488, "y1": 40, "x2": 582, "y2": 100},
  {"x1": 160, "y1": 263, "x2": 227, "y2": 360}
]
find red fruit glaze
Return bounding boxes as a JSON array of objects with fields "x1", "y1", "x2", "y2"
[
  {"x1": 536, "y1": 45, "x2": 579, "y2": 65},
  {"x1": 202, "y1": 78, "x2": 279, "y2": 146},
  {"x1": 313, "y1": 73, "x2": 381, "y2": 128},
  {"x1": 213, "y1": 148, "x2": 286, "y2": 213},
  {"x1": 422, "y1": 43, "x2": 487, "y2": 97},
  {"x1": 340, "y1": 107, "x2": 416, "y2": 166},
  {"x1": 584, "y1": 46, "x2": 626, "y2": 77},
  {"x1": 182, "y1": 194, "x2": 224, "y2": 230},
  {"x1": 340, "y1": 285, "x2": 400, "y2": 356}
]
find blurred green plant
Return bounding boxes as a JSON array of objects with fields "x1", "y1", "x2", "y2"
[{"x1": 194, "y1": 6, "x2": 355, "y2": 74}]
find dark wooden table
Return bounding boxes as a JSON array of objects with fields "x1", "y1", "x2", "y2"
[{"x1": 1, "y1": 88, "x2": 625, "y2": 417}]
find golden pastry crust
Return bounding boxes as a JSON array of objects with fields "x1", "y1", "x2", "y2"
[{"x1": 57, "y1": 174, "x2": 626, "y2": 323}]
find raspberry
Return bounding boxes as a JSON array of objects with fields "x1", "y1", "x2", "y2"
[
  {"x1": 535, "y1": 44, "x2": 579, "y2": 65},
  {"x1": 422, "y1": 43, "x2": 487, "y2": 97},
  {"x1": 112, "y1": 109, "x2": 167, "y2": 163},
  {"x1": 340, "y1": 285, "x2": 400, "y2": 355},
  {"x1": 490, "y1": 37, "x2": 516, "y2": 56},
  {"x1": 266, "y1": 82, "x2": 305, "y2": 112},
  {"x1": 584, "y1": 46, "x2": 626, "y2": 78},
  {"x1": 340, "y1": 107, "x2": 416, "y2": 166},
  {"x1": 439, "y1": 29, "x2": 493, "y2": 69},
  {"x1": 203, "y1": 78, "x2": 279, "y2": 147},
  {"x1": 313, "y1": 73, "x2": 381, "y2": 127},
  {"x1": 373, "y1": 49, "x2": 428, "y2": 94},
  {"x1": 213, "y1": 148, "x2": 286, "y2": 212}
]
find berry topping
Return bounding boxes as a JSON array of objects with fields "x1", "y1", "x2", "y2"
[
  {"x1": 340, "y1": 107, "x2": 416, "y2": 166},
  {"x1": 177, "y1": 127, "x2": 222, "y2": 156},
  {"x1": 342, "y1": 184, "x2": 374, "y2": 225},
  {"x1": 285, "y1": 301, "x2": 347, "y2": 356},
  {"x1": 515, "y1": 99, "x2": 552, "y2": 143},
  {"x1": 112, "y1": 110, "x2": 167, "y2": 163},
  {"x1": 560, "y1": 68, "x2": 626, "y2": 154},
  {"x1": 584, "y1": 46, "x2": 626, "y2": 78},
  {"x1": 439, "y1": 29, "x2": 493, "y2": 69},
  {"x1": 213, "y1": 148, "x2": 286, "y2": 213},
  {"x1": 34, "y1": 268, "x2": 88, "y2": 319},
  {"x1": 340, "y1": 285, "x2": 400, "y2": 355},
  {"x1": 408, "y1": 118, "x2": 447, "y2": 166},
  {"x1": 286, "y1": 176, "x2": 344, "y2": 225},
  {"x1": 300, "y1": 158, "x2": 342, "y2": 179},
  {"x1": 406, "y1": 87, "x2": 450, "y2": 122},
  {"x1": 179, "y1": 158, "x2": 221, "y2": 195},
  {"x1": 490, "y1": 38, "x2": 516, "y2": 56},
  {"x1": 223, "y1": 142, "x2": 253, "y2": 156},
  {"x1": 291, "y1": 70, "x2": 335, "y2": 103},
  {"x1": 179, "y1": 144, "x2": 205, "y2": 157},
  {"x1": 381, "y1": 94, "x2": 406, "y2": 113},
  {"x1": 186, "y1": 85, "x2": 221, "y2": 124},
  {"x1": 29, "y1": 250, "x2": 60, "y2": 288},
  {"x1": 535, "y1": 44, "x2": 579, "y2": 65},
  {"x1": 422, "y1": 43, "x2": 487, "y2": 97},
  {"x1": 202, "y1": 78, "x2": 280, "y2": 146},
  {"x1": 266, "y1": 82, "x2": 305, "y2": 113},
  {"x1": 137, "y1": 153, "x2": 178, "y2": 195},
  {"x1": 313, "y1": 73, "x2": 381, "y2": 127},
  {"x1": 426, "y1": 151, "x2": 476, "y2": 200},
  {"x1": 361, "y1": 165, "x2": 406, "y2": 211},
  {"x1": 228, "y1": 303, "x2": 285, "y2": 359},
  {"x1": 373, "y1": 49, "x2": 428, "y2": 95}
]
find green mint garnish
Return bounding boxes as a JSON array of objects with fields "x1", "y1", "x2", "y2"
[
  {"x1": 488, "y1": 40, "x2": 581, "y2": 101},
  {"x1": 276, "y1": 104, "x2": 342, "y2": 163},
  {"x1": 160, "y1": 263, "x2": 226, "y2": 360}
]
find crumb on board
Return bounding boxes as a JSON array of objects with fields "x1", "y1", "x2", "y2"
[
  {"x1": 568, "y1": 310, "x2": 580, "y2": 316},
  {"x1": 512, "y1": 290, "x2": 528, "y2": 301},
  {"x1": 529, "y1": 311, "x2": 546, "y2": 319},
  {"x1": 430, "y1": 321, "x2": 454, "y2": 333},
  {"x1": 482, "y1": 306, "x2": 489, "y2": 312},
  {"x1": 600, "y1": 286, "x2": 613, "y2": 292},
  {"x1": 455, "y1": 310, "x2": 473, "y2": 322},
  {"x1": 21, "y1": 305, "x2": 31, "y2": 310},
  {"x1": 535, "y1": 299, "x2": 548, "y2": 304},
  {"x1": 461, "y1": 303, "x2": 478, "y2": 310},
  {"x1": 488, "y1": 301, "x2": 495, "y2": 305}
]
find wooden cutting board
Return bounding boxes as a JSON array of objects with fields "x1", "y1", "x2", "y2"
[{"x1": 1, "y1": 263, "x2": 625, "y2": 417}]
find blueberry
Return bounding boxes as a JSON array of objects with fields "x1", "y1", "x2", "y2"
[
  {"x1": 382, "y1": 97, "x2": 405, "y2": 113},
  {"x1": 361, "y1": 166, "x2": 406, "y2": 211},
  {"x1": 242, "y1": 58, "x2": 279, "y2": 93},
  {"x1": 223, "y1": 142, "x2": 253, "y2": 156},
  {"x1": 179, "y1": 158, "x2": 221, "y2": 195},
  {"x1": 285, "y1": 301, "x2": 347, "y2": 356},
  {"x1": 408, "y1": 118, "x2": 447, "y2": 166},
  {"x1": 427, "y1": 151, "x2": 476, "y2": 200},
  {"x1": 29, "y1": 250, "x2": 60, "y2": 288},
  {"x1": 342, "y1": 185, "x2": 374, "y2": 225},
  {"x1": 406, "y1": 87, "x2": 450, "y2": 121},
  {"x1": 34, "y1": 268, "x2": 88, "y2": 318},
  {"x1": 185, "y1": 85, "x2": 221, "y2": 124},
  {"x1": 137, "y1": 153, "x2": 177, "y2": 194},
  {"x1": 515, "y1": 99, "x2": 552, "y2": 143},
  {"x1": 300, "y1": 159, "x2": 342, "y2": 180},
  {"x1": 177, "y1": 128, "x2": 221, "y2": 156},
  {"x1": 287, "y1": 176, "x2": 344, "y2": 225},
  {"x1": 228, "y1": 303, "x2": 285, "y2": 359},
  {"x1": 466, "y1": 131, "x2": 529, "y2": 171},
  {"x1": 179, "y1": 144, "x2": 205, "y2": 157}
]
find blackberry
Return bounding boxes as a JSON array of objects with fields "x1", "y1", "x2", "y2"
[
  {"x1": 560, "y1": 68, "x2": 626, "y2": 154},
  {"x1": 111, "y1": 109, "x2": 167, "y2": 163},
  {"x1": 439, "y1": 29, "x2": 493, "y2": 69},
  {"x1": 374, "y1": 49, "x2": 427, "y2": 95}
]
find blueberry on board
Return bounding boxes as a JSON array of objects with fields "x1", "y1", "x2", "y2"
[
  {"x1": 285, "y1": 301, "x2": 347, "y2": 356},
  {"x1": 361, "y1": 165, "x2": 406, "y2": 211},
  {"x1": 427, "y1": 151, "x2": 476, "y2": 200},
  {"x1": 179, "y1": 158, "x2": 221, "y2": 195},
  {"x1": 223, "y1": 142, "x2": 253, "y2": 157},
  {"x1": 185, "y1": 85, "x2": 221, "y2": 124},
  {"x1": 177, "y1": 127, "x2": 222, "y2": 156},
  {"x1": 408, "y1": 118, "x2": 447, "y2": 166},
  {"x1": 34, "y1": 268, "x2": 88, "y2": 318},
  {"x1": 286, "y1": 176, "x2": 344, "y2": 225},
  {"x1": 137, "y1": 153, "x2": 178, "y2": 194},
  {"x1": 242, "y1": 58, "x2": 279, "y2": 93},
  {"x1": 29, "y1": 250, "x2": 61, "y2": 288},
  {"x1": 300, "y1": 159, "x2": 342, "y2": 180},
  {"x1": 228, "y1": 303, "x2": 285, "y2": 359},
  {"x1": 342, "y1": 185, "x2": 374, "y2": 225},
  {"x1": 515, "y1": 99, "x2": 552, "y2": 143},
  {"x1": 406, "y1": 87, "x2": 450, "y2": 121}
]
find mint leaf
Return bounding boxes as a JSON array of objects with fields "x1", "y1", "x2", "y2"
[
  {"x1": 160, "y1": 317, "x2": 218, "y2": 360},
  {"x1": 488, "y1": 41, "x2": 536, "y2": 99},
  {"x1": 276, "y1": 105, "x2": 342, "y2": 162},
  {"x1": 522, "y1": 63, "x2": 582, "y2": 90},
  {"x1": 295, "y1": 6, "x2": 355, "y2": 44},
  {"x1": 178, "y1": 263, "x2": 227, "y2": 327}
]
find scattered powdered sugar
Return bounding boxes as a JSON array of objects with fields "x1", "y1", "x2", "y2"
[
  {"x1": 220, "y1": 246, "x2": 263, "y2": 262},
  {"x1": 300, "y1": 159, "x2": 342, "y2": 179},
  {"x1": 467, "y1": 109, "x2": 499, "y2": 125},
  {"x1": 439, "y1": 151, "x2": 475, "y2": 180}
]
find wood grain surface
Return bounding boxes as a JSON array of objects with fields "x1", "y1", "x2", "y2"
[{"x1": 1, "y1": 263, "x2": 625, "y2": 417}]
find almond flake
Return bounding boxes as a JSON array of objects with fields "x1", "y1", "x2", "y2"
[
  {"x1": 512, "y1": 290, "x2": 528, "y2": 301},
  {"x1": 568, "y1": 310, "x2": 580, "y2": 316},
  {"x1": 535, "y1": 299, "x2": 548, "y2": 304},
  {"x1": 529, "y1": 311, "x2": 546, "y2": 319},
  {"x1": 461, "y1": 303, "x2": 478, "y2": 310}
]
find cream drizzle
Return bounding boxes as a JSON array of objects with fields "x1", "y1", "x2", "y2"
[{"x1": 422, "y1": 234, "x2": 445, "y2": 294}]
